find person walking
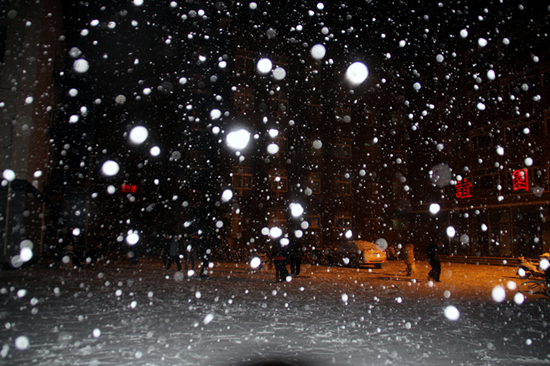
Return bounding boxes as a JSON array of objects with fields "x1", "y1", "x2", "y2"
[
  {"x1": 404, "y1": 243, "x2": 416, "y2": 276},
  {"x1": 272, "y1": 238, "x2": 289, "y2": 282},
  {"x1": 427, "y1": 239, "x2": 441, "y2": 282},
  {"x1": 166, "y1": 235, "x2": 182, "y2": 271},
  {"x1": 185, "y1": 234, "x2": 197, "y2": 275},
  {"x1": 160, "y1": 234, "x2": 171, "y2": 267},
  {"x1": 199, "y1": 232, "x2": 211, "y2": 278},
  {"x1": 289, "y1": 237, "x2": 302, "y2": 276}
]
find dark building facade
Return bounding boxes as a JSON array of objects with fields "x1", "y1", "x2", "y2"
[
  {"x1": 408, "y1": 9, "x2": 550, "y2": 258},
  {"x1": 3, "y1": 1, "x2": 550, "y2": 264}
]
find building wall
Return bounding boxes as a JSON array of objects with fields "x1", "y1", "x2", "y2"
[
  {"x1": 409, "y1": 14, "x2": 550, "y2": 258},
  {"x1": 0, "y1": 0, "x2": 63, "y2": 263}
]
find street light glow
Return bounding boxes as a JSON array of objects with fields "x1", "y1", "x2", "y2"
[{"x1": 226, "y1": 129, "x2": 251, "y2": 150}]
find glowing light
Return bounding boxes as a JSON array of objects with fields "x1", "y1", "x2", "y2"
[
  {"x1": 14, "y1": 336, "x2": 30, "y2": 350},
  {"x1": 269, "y1": 227, "x2": 283, "y2": 238},
  {"x1": 3, "y1": 169, "x2": 15, "y2": 182},
  {"x1": 267, "y1": 143, "x2": 279, "y2": 155},
  {"x1": 221, "y1": 189, "x2": 233, "y2": 202},
  {"x1": 150, "y1": 146, "x2": 161, "y2": 156},
  {"x1": 210, "y1": 109, "x2": 222, "y2": 120},
  {"x1": 345, "y1": 62, "x2": 369, "y2": 85},
  {"x1": 20, "y1": 247, "x2": 33, "y2": 262},
  {"x1": 73, "y1": 59, "x2": 89, "y2": 73},
  {"x1": 257, "y1": 58, "x2": 273, "y2": 74},
  {"x1": 429, "y1": 203, "x2": 440, "y2": 214},
  {"x1": 446, "y1": 226, "x2": 456, "y2": 238},
  {"x1": 126, "y1": 230, "x2": 139, "y2": 245},
  {"x1": 290, "y1": 203, "x2": 304, "y2": 217},
  {"x1": 375, "y1": 238, "x2": 388, "y2": 250},
  {"x1": 250, "y1": 257, "x2": 262, "y2": 269},
  {"x1": 129, "y1": 126, "x2": 148, "y2": 144},
  {"x1": 226, "y1": 129, "x2": 251, "y2": 150},
  {"x1": 444, "y1": 305, "x2": 460, "y2": 321},
  {"x1": 491, "y1": 285, "x2": 506, "y2": 303},
  {"x1": 101, "y1": 160, "x2": 119, "y2": 176},
  {"x1": 311, "y1": 44, "x2": 326, "y2": 60},
  {"x1": 272, "y1": 67, "x2": 286, "y2": 80}
]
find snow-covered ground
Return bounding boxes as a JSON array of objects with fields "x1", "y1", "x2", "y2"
[{"x1": 1, "y1": 255, "x2": 549, "y2": 365}]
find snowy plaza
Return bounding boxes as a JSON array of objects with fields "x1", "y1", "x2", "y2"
[{"x1": 1, "y1": 257, "x2": 549, "y2": 365}]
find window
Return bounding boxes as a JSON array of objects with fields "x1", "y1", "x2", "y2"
[
  {"x1": 446, "y1": 137, "x2": 468, "y2": 155},
  {"x1": 393, "y1": 179, "x2": 408, "y2": 200},
  {"x1": 334, "y1": 138, "x2": 352, "y2": 158},
  {"x1": 234, "y1": 87, "x2": 255, "y2": 112},
  {"x1": 364, "y1": 109, "x2": 379, "y2": 126},
  {"x1": 235, "y1": 51, "x2": 255, "y2": 74},
  {"x1": 335, "y1": 174, "x2": 351, "y2": 195},
  {"x1": 307, "y1": 215, "x2": 321, "y2": 229},
  {"x1": 310, "y1": 138, "x2": 323, "y2": 157},
  {"x1": 365, "y1": 145, "x2": 381, "y2": 164},
  {"x1": 232, "y1": 166, "x2": 253, "y2": 193},
  {"x1": 268, "y1": 210, "x2": 287, "y2": 230},
  {"x1": 269, "y1": 91, "x2": 288, "y2": 118},
  {"x1": 505, "y1": 118, "x2": 542, "y2": 142},
  {"x1": 269, "y1": 169, "x2": 287, "y2": 192},
  {"x1": 365, "y1": 213, "x2": 380, "y2": 231},
  {"x1": 335, "y1": 103, "x2": 351, "y2": 122},
  {"x1": 310, "y1": 103, "x2": 321, "y2": 118},
  {"x1": 473, "y1": 174, "x2": 495, "y2": 191},
  {"x1": 392, "y1": 218, "x2": 409, "y2": 230},
  {"x1": 308, "y1": 172, "x2": 321, "y2": 194},
  {"x1": 276, "y1": 134, "x2": 288, "y2": 154},
  {"x1": 470, "y1": 129, "x2": 493, "y2": 150},
  {"x1": 334, "y1": 213, "x2": 352, "y2": 229},
  {"x1": 364, "y1": 182, "x2": 379, "y2": 197},
  {"x1": 392, "y1": 150, "x2": 407, "y2": 165},
  {"x1": 305, "y1": 64, "x2": 321, "y2": 83},
  {"x1": 189, "y1": 151, "x2": 206, "y2": 168},
  {"x1": 391, "y1": 113, "x2": 406, "y2": 129}
]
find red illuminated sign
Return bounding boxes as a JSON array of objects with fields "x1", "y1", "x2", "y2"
[
  {"x1": 512, "y1": 169, "x2": 529, "y2": 191},
  {"x1": 455, "y1": 179, "x2": 472, "y2": 199},
  {"x1": 122, "y1": 184, "x2": 138, "y2": 193}
]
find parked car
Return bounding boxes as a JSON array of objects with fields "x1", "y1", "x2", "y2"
[{"x1": 328, "y1": 240, "x2": 387, "y2": 268}]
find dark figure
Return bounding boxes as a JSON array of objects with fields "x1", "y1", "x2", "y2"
[
  {"x1": 161, "y1": 234, "x2": 171, "y2": 267},
  {"x1": 72, "y1": 235, "x2": 84, "y2": 268},
  {"x1": 272, "y1": 239, "x2": 289, "y2": 282},
  {"x1": 185, "y1": 235, "x2": 198, "y2": 275},
  {"x1": 85, "y1": 244, "x2": 101, "y2": 265},
  {"x1": 130, "y1": 242, "x2": 140, "y2": 265},
  {"x1": 289, "y1": 238, "x2": 302, "y2": 276},
  {"x1": 427, "y1": 239, "x2": 441, "y2": 282},
  {"x1": 199, "y1": 234, "x2": 211, "y2": 278},
  {"x1": 166, "y1": 235, "x2": 182, "y2": 271}
]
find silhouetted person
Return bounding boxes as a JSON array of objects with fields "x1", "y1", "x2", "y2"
[
  {"x1": 199, "y1": 233, "x2": 211, "y2": 278},
  {"x1": 427, "y1": 239, "x2": 441, "y2": 282},
  {"x1": 272, "y1": 238, "x2": 289, "y2": 282},
  {"x1": 185, "y1": 235, "x2": 198, "y2": 275},
  {"x1": 160, "y1": 234, "x2": 171, "y2": 267},
  {"x1": 166, "y1": 235, "x2": 182, "y2": 271},
  {"x1": 289, "y1": 238, "x2": 302, "y2": 276},
  {"x1": 404, "y1": 243, "x2": 416, "y2": 276}
]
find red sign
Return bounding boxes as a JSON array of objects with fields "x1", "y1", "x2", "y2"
[
  {"x1": 512, "y1": 169, "x2": 529, "y2": 191},
  {"x1": 455, "y1": 179, "x2": 472, "y2": 199},
  {"x1": 122, "y1": 184, "x2": 138, "y2": 193}
]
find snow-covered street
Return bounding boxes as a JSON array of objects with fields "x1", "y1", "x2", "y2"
[{"x1": 1, "y1": 256, "x2": 549, "y2": 365}]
